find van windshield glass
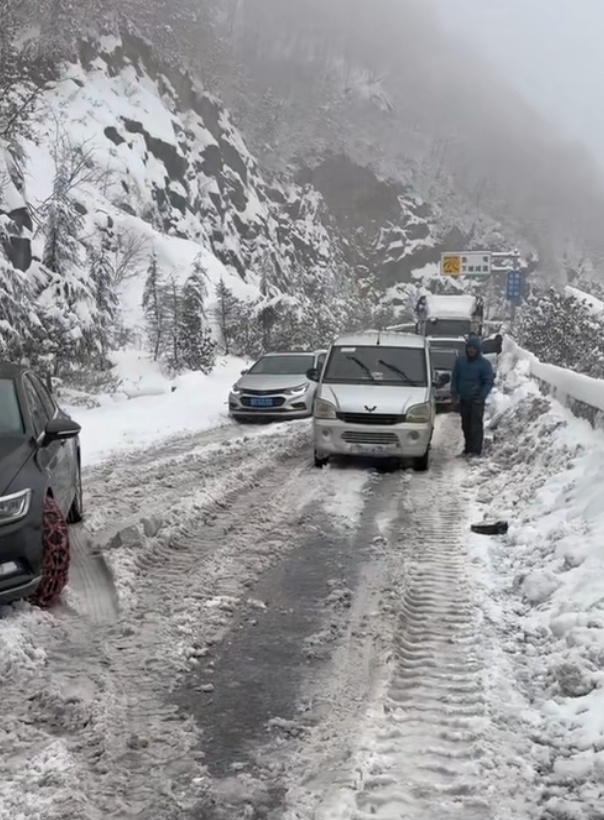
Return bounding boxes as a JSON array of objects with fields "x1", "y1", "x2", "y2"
[{"x1": 323, "y1": 346, "x2": 427, "y2": 386}]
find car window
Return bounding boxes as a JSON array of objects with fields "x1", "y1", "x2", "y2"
[
  {"x1": 323, "y1": 346, "x2": 428, "y2": 386},
  {"x1": 28, "y1": 373, "x2": 57, "y2": 418},
  {"x1": 0, "y1": 378, "x2": 24, "y2": 434},
  {"x1": 22, "y1": 375, "x2": 51, "y2": 438},
  {"x1": 248, "y1": 355, "x2": 315, "y2": 375}
]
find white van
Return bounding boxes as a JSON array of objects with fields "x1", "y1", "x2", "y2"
[{"x1": 307, "y1": 332, "x2": 444, "y2": 471}]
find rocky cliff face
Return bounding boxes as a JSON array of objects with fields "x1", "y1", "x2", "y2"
[{"x1": 0, "y1": 32, "x2": 496, "y2": 367}]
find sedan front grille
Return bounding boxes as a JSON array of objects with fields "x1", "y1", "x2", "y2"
[
  {"x1": 341, "y1": 431, "x2": 399, "y2": 445},
  {"x1": 336, "y1": 412, "x2": 404, "y2": 425},
  {"x1": 240, "y1": 388, "x2": 284, "y2": 396}
]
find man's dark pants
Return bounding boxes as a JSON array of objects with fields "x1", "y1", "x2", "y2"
[{"x1": 459, "y1": 398, "x2": 485, "y2": 455}]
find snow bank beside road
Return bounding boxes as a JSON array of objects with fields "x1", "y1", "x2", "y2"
[
  {"x1": 65, "y1": 353, "x2": 248, "y2": 466},
  {"x1": 471, "y1": 359, "x2": 604, "y2": 818},
  {"x1": 504, "y1": 336, "x2": 604, "y2": 418}
]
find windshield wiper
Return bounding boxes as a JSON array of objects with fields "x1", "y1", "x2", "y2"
[
  {"x1": 378, "y1": 359, "x2": 422, "y2": 386},
  {"x1": 345, "y1": 355, "x2": 376, "y2": 381}
]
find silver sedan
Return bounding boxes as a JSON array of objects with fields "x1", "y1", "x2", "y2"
[{"x1": 229, "y1": 351, "x2": 326, "y2": 422}]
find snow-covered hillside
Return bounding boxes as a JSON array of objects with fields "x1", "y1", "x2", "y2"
[{"x1": 2, "y1": 32, "x2": 481, "y2": 376}]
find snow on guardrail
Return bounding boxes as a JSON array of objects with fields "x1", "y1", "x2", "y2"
[{"x1": 504, "y1": 336, "x2": 604, "y2": 428}]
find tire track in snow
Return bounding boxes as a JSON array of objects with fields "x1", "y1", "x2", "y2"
[
  {"x1": 0, "y1": 426, "x2": 352, "y2": 820},
  {"x1": 293, "y1": 416, "x2": 496, "y2": 820}
]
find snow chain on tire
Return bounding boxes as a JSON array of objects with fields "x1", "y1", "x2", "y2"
[{"x1": 30, "y1": 495, "x2": 70, "y2": 607}]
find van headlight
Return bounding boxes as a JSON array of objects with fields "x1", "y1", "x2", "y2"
[
  {"x1": 0, "y1": 489, "x2": 32, "y2": 525},
  {"x1": 315, "y1": 399, "x2": 337, "y2": 419},
  {"x1": 406, "y1": 402, "x2": 431, "y2": 423}
]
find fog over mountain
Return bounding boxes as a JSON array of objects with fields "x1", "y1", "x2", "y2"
[{"x1": 208, "y1": 0, "x2": 604, "y2": 277}]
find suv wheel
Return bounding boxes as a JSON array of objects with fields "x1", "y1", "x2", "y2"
[{"x1": 30, "y1": 495, "x2": 70, "y2": 607}]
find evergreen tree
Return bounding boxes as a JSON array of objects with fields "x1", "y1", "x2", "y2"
[
  {"x1": 0, "y1": 259, "x2": 33, "y2": 359},
  {"x1": 164, "y1": 274, "x2": 183, "y2": 371},
  {"x1": 142, "y1": 252, "x2": 166, "y2": 361},
  {"x1": 37, "y1": 162, "x2": 96, "y2": 370},
  {"x1": 179, "y1": 273, "x2": 216, "y2": 373},
  {"x1": 517, "y1": 288, "x2": 604, "y2": 378},
  {"x1": 87, "y1": 238, "x2": 119, "y2": 367},
  {"x1": 213, "y1": 278, "x2": 239, "y2": 354}
]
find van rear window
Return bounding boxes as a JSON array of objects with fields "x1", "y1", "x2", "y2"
[{"x1": 323, "y1": 346, "x2": 427, "y2": 386}]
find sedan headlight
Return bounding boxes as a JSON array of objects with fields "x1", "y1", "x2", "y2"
[
  {"x1": 284, "y1": 382, "x2": 310, "y2": 396},
  {"x1": 231, "y1": 384, "x2": 242, "y2": 395},
  {"x1": 315, "y1": 398, "x2": 337, "y2": 419},
  {"x1": 0, "y1": 489, "x2": 32, "y2": 525},
  {"x1": 406, "y1": 402, "x2": 432, "y2": 423}
]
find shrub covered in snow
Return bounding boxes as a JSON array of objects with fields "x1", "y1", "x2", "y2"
[{"x1": 516, "y1": 288, "x2": 604, "y2": 379}]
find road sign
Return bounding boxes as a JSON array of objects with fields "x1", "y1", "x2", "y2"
[
  {"x1": 460, "y1": 252, "x2": 492, "y2": 276},
  {"x1": 506, "y1": 270, "x2": 524, "y2": 302},
  {"x1": 440, "y1": 251, "x2": 492, "y2": 277},
  {"x1": 441, "y1": 254, "x2": 461, "y2": 276}
]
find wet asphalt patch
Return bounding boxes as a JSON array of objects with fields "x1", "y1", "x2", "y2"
[{"x1": 174, "y1": 470, "x2": 401, "y2": 818}]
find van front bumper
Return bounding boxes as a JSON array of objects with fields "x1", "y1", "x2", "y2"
[{"x1": 313, "y1": 419, "x2": 432, "y2": 459}]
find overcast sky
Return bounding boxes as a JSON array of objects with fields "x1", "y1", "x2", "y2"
[{"x1": 430, "y1": 0, "x2": 604, "y2": 168}]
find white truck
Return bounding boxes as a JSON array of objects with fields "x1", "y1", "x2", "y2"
[{"x1": 414, "y1": 294, "x2": 484, "y2": 338}]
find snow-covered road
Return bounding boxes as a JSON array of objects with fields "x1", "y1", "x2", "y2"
[{"x1": 2, "y1": 362, "x2": 604, "y2": 820}]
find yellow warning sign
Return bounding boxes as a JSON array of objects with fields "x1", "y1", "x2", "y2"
[{"x1": 441, "y1": 254, "x2": 461, "y2": 276}]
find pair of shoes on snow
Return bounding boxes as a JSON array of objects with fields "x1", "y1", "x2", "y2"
[{"x1": 458, "y1": 451, "x2": 482, "y2": 458}]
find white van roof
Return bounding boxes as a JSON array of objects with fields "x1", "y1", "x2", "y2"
[{"x1": 333, "y1": 332, "x2": 427, "y2": 349}]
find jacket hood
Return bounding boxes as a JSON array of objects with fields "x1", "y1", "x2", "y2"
[
  {"x1": 0, "y1": 435, "x2": 32, "y2": 495},
  {"x1": 465, "y1": 336, "x2": 483, "y2": 354}
]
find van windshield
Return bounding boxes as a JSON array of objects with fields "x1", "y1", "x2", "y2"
[{"x1": 323, "y1": 346, "x2": 427, "y2": 386}]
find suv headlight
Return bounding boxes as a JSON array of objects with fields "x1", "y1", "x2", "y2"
[
  {"x1": 315, "y1": 398, "x2": 337, "y2": 419},
  {"x1": 284, "y1": 383, "x2": 310, "y2": 396},
  {"x1": 0, "y1": 489, "x2": 32, "y2": 525},
  {"x1": 406, "y1": 402, "x2": 432, "y2": 423}
]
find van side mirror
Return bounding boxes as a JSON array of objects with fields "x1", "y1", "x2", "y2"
[{"x1": 306, "y1": 368, "x2": 319, "y2": 382}]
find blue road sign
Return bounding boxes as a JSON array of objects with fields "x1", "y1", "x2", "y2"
[{"x1": 506, "y1": 270, "x2": 524, "y2": 302}]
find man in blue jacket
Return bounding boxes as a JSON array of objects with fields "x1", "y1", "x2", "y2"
[{"x1": 450, "y1": 336, "x2": 495, "y2": 457}]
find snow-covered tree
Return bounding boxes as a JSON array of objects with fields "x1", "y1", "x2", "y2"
[
  {"x1": 179, "y1": 273, "x2": 216, "y2": 373},
  {"x1": 213, "y1": 278, "x2": 239, "y2": 354},
  {"x1": 164, "y1": 275, "x2": 183, "y2": 371},
  {"x1": 142, "y1": 252, "x2": 166, "y2": 361},
  {"x1": 0, "y1": 259, "x2": 35, "y2": 359},
  {"x1": 87, "y1": 238, "x2": 119, "y2": 367},
  {"x1": 517, "y1": 288, "x2": 604, "y2": 379}
]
